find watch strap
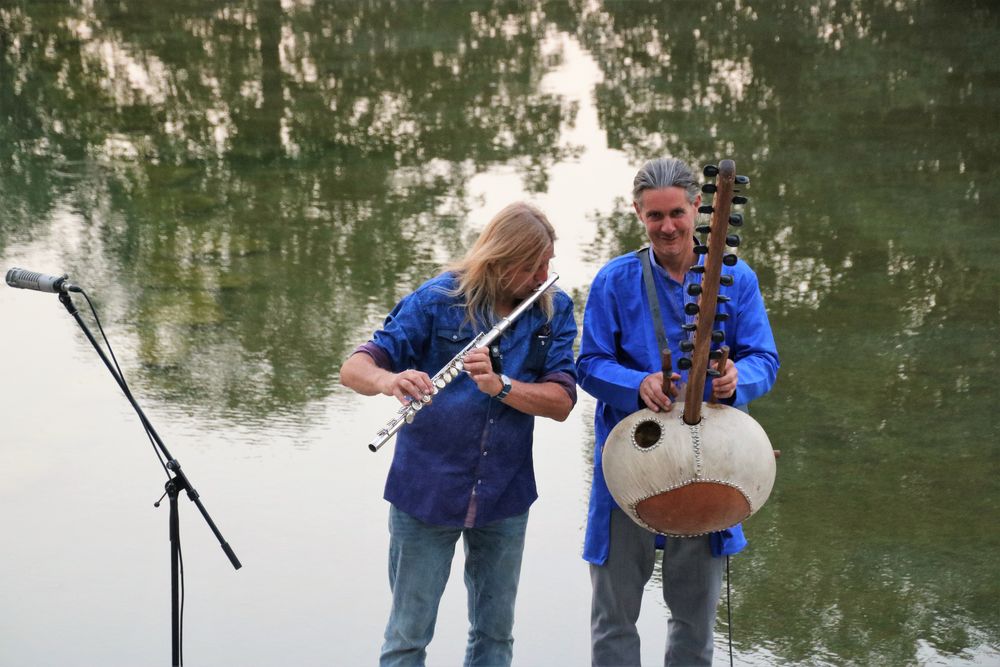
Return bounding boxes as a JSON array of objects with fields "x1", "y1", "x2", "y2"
[{"x1": 495, "y1": 374, "x2": 512, "y2": 399}]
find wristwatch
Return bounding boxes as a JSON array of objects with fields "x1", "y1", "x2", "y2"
[{"x1": 494, "y1": 374, "x2": 512, "y2": 400}]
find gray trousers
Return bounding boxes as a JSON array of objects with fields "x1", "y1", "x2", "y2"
[{"x1": 590, "y1": 507, "x2": 725, "y2": 667}]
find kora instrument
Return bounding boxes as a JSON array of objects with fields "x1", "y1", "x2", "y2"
[{"x1": 602, "y1": 160, "x2": 776, "y2": 537}]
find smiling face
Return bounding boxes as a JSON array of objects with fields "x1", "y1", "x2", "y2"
[{"x1": 634, "y1": 186, "x2": 701, "y2": 273}]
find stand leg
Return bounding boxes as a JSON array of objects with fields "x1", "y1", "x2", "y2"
[{"x1": 167, "y1": 479, "x2": 182, "y2": 667}]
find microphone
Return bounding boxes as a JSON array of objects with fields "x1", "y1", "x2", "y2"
[{"x1": 5, "y1": 267, "x2": 80, "y2": 293}]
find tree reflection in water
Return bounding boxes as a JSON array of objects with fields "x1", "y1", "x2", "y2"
[
  {"x1": 1, "y1": 1, "x2": 577, "y2": 414},
  {"x1": 1, "y1": 0, "x2": 997, "y2": 664},
  {"x1": 573, "y1": 1, "x2": 998, "y2": 664}
]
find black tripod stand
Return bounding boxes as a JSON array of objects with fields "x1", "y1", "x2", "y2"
[{"x1": 58, "y1": 289, "x2": 241, "y2": 666}]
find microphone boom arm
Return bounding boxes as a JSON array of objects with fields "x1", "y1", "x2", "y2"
[{"x1": 55, "y1": 290, "x2": 242, "y2": 570}]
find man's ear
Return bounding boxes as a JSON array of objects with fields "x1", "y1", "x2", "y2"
[{"x1": 633, "y1": 200, "x2": 642, "y2": 218}]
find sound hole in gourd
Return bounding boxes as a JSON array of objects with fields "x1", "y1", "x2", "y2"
[{"x1": 633, "y1": 420, "x2": 661, "y2": 449}]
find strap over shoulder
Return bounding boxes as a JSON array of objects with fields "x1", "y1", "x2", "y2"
[{"x1": 637, "y1": 246, "x2": 668, "y2": 354}]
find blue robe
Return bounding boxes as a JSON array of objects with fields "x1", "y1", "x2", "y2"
[{"x1": 576, "y1": 249, "x2": 779, "y2": 564}]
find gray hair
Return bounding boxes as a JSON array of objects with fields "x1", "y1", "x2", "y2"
[{"x1": 632, "y1": 158, "x2": 700, "y2": 206}]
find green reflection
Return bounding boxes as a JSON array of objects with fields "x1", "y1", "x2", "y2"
[
  {"x1": 1, "y1": 0, "x2": 576, "y2": 415},
  {"x1": 2, "y1": 0, "x2": 998, "y2": 664},
  {"x1": 575, "y1": 0, "x2": 999, "y2": 664}
]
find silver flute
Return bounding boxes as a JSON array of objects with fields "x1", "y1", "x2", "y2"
[{"x1": 368, "y1": 272, "x2": 559, "y2": 452}]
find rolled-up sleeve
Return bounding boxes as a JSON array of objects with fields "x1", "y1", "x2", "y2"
[
  {"x1": 369, "y1": 291, "x2": 432, "y2": 373},
  {"x1": 539, "y1": 292, "x2": 580, "y2": 403}
]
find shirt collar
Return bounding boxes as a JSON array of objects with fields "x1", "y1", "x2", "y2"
[{"x1": 647, "y1": 245, "x2": 705, "y2": 285}]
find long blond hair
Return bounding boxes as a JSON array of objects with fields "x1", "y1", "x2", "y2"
[{"x1": 446, "y1": 202, "x2": 556, "y2": 325}]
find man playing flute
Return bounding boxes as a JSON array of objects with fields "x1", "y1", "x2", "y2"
[{"x1": 341, "y1": 201, "x2": 578, "y2": 667}]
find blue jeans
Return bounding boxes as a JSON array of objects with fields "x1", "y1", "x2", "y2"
[{"x1": 381, "y1": 504, "x2": 529, "y2": 667}]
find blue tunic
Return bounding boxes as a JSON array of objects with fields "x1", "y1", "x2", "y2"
[
  {"x1": 576, "y1": 250, "x2": 779, "y2": 564},
  {"x1": 367, "y1": 272, "x2": 578, "y2": 527}
]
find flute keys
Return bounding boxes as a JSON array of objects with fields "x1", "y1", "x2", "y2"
[{"x1": 434, "y1": 377, "x2": 447, "y2": 389}]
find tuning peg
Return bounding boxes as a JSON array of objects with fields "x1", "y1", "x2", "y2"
[
  {"x1": 698, "y1": 205, "x2": 714, "y2": 214},
  {"x1": 703, "y1": 164, "x2": 719, "y2": 177},
  {"x1": 711, "y1": 330, "x2": 726, "y2": 343},
  {"x1": 722, "y1": 254, "x2": 738, "y2": 266},
  {"x1": 689, "y1": 265, "x2": 705, "y2": 274},
  {"x1": 732, "y1": 195, "x2": 748, "y2": 205},
  {"x1": 679, "y1": 340, "x2": 695, "y2": 352},
  {"x1": 709, "y1": 349, "x2": 724, "y2": 360},
  {"x1": 706, "y1": 368, "x2": 722, "y2": 378},
  {"x1": 687, "y1": 284, "x2": 702, "y2": 296},
  {"x1": 728, "y1": 213, "x2": 743, "y2": 227},
  {"x1": 701, "y1": 183, "x2": 718, "y2": 194},
  {"x1": 714, "y1": 313, "x2": 729, "y2": 322},
  {"x1": 735, "y1": 175, "x2": 750, "y2": 185},
  {"x1": 684, "y1": 303, "x2": 700, "y2": 316},
  {"x1": 693, "y1": 245, "x2": 708, "y2": 255},
  {"x1": 677, "y1": 357, "x2": 693, "y2": 370},
  {"x1": 682, "y1": 323, "x2": 697, "y2": 331},
  {"x1": 696, "y1": 224, "x2": 711, "y2": 235},
  {"x1": 726, "y1": 234, "x2": 741, "y2": 247},
  {"x1": 720, "y1": 275, "x2": 734, "y2": 287}
]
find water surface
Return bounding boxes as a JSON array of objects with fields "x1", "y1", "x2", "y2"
[{"x1": 1, "y1": 1, "x2": 997, "y2": 665}]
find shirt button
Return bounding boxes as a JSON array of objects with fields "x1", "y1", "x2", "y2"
[
  {"x1": 452, "y1": 334, "x2": 458, "y2": 340},
  {"x1": 478, "y1": 479, "x2": 482, "y2": 485},
  {"x1": 483, "y1": 451, "x2": 488, "y2": 456}
]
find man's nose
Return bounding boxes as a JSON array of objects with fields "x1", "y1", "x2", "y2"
[{"x1": 657, "y1": 218, "x2": 677, "y2": 234}]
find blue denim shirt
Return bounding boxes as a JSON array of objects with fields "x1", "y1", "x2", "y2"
[
  {"x1": 363, "y1": 272, "x2": 577, "y2": 527},
  {"x1": 576, "y1": 250, "x2": 779, "y2": 563}
]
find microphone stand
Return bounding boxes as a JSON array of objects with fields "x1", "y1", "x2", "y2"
[{"x1": 58, "y1": 290, "x2": 241, "y2": 666}]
